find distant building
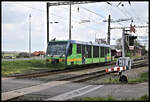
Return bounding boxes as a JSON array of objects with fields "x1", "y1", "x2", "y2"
[
  {"x1": 32, "y1": 51, "x2": 46, "y2": 56},
  {"x1": 134, "y1": 46, "x2": 142, "y2": 56}
]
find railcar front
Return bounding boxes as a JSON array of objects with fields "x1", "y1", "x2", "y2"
[{"x1": 46, "y1": 40, "x2": 68, "y2": 65}]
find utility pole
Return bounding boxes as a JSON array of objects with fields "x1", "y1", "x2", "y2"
[
  {"x1": 69, "y1": 1, "x2": 71, "y2": 40},
  {"x1": 46, "y1": 1, "x2": 98, "y2": 42},
  {"x1": 95, "y1": 33, "x2": 96, "y2": 42},
  {"x1": 103, "y1": 16, "x2": 131, "y2": 45},
  {"x1": 29, "y1": 14, "x2": 31, "y2": 57},
  {"x1": 47, "y1": 3, "x2": 49, "y2": 44},
  {"x1": 122, "y1": 28, "x2": 125, "y2": 57},
  {"x1": 107, "y1": 14, "x2": 111, "y2": 45}
]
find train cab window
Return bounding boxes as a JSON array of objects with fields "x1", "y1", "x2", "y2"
[
  {"x1": 68, "y1": 44, "x2": 72, "y2": 56},
  {"x1": 86, "y1": 45, "x2": 91, "y2": 58},
  {"x1": 100, "y1": 47, "x2": 105, "y2": 57},
  {"x1": 77, "y1": 44, "x2": 81, "y2": 53},
  {"x1": 93, "y1": 46, "x2": 99, "y2": 58}
]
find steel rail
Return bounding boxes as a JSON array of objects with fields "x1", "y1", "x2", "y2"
[{"x1": 57, "y1": 60, "x2": 148, "y2": 82}]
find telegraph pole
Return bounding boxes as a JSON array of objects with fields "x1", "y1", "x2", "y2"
[
  {"x1": 69, "y1": 1, "x2": 71, "y2": 40},
  {"x1": 107, "y1": 14, "x2": 111, "y2": 45},
  {"x1": 29, "y1": 14, "x2": 31, "y2": 57},
  {"x1": 47, "y1": 3, "x2": 49, "y2": 44}
]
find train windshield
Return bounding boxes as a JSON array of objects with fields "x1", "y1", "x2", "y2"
[{"x1": 47, "y1": 42, "x2": 67, "y2": 56}]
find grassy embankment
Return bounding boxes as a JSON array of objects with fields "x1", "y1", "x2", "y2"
[
  {"x1": 78, "y1": 94, "x2": 148, "y2": 101},
  {"x1": 2, "y1": 59, "x2": 67, "y2": 76}
]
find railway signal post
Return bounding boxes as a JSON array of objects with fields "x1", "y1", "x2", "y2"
[
  {"x1": 106, "y1": 28, "x2": 133, "y2": 83},
  {"x1": 116, "y1": 28, "x2": 133, "y2": 83}
]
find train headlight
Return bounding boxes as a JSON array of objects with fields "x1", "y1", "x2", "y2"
[
  {"x1": 60, "y1": 54, "x2": 65, "y2": 57},
  {"x1": 47, "y1": 54, "x2": 51, "y2": 57}
]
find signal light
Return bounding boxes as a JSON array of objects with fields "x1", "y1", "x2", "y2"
[{"x1": 128, "y1": 35, "x2": 137, "y2": 46}]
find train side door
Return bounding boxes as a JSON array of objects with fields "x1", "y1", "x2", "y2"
[{"x1": 82, "y1": 45, "x2": 85, "y2": 64}]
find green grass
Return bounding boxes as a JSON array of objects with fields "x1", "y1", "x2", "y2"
[
  {"x1": 128, "y1": 72, "x2": 149, "y2": 83},
  {"x1": 2, "y1": 59, "x2": 67, "y2": 76},
  {"x1": 102, "y1": 71, "x2": 148, "y2": 84},
  {"x1": 79, "y1": 94, "x2": 148, "y2": 101},
  {"x1": 103, "y1": 77, "x2": 120, "y2": 84},
  {"x1": 80, "y1": 96, "x2": 116, "y2": 101}
]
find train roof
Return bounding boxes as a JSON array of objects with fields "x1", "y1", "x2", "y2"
[
  {"x1": 70, "y1": 40, "x2": 110, "y2": 47},
  {"x1": 49, "y1": 40, "x2": 110, "y2": 47}
]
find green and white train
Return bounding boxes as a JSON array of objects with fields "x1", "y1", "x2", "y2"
[{"x1": 46, "y1": 40, "x2": 111, "y2": 65}]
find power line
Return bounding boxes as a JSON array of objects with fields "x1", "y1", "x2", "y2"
[
  {"x1": 113, "y1": 3, "x2": 147, "y2": 24},
  {"x1": 129, "y1": 5, "x2": 147, "y2": 23},
  {"x1": 48, "y1": 6, "x2": 103, "y2": 33},
  {"x1": 104, "y1": 4, "x2": 130, "y2": 27},
  {"x1": 14, "y1": 3, "x2": 123, "y2": 28},
  {"x1": 60, "y1": 6, "x2": 104, "y2": 25},
  {"x1": 106, "y1": 3, "x2": 146, "y2": 27},
  {"x1": 78, "y1": 5, "x2": 105, "y2": 19},
  {"x1": 14, "y1": 2, "x2": 148, "y2": 37},
  {"x1": 107, "y1": 3, "x2": 130, "y2": 19}
]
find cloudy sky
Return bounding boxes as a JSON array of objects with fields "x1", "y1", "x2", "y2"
[{"x1": 2, "y1": 1, "x2": 149, "y2": 52}]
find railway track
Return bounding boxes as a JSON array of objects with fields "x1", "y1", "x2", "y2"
[
  {"x1": 2, "y1": 57, "x2": 148, "y2": 101},
  {"x1": 6, "y1": 56, "x2": 148, "y2": 79},
  {"x1": 7, "y1": 62, "x2": 114, "y2": 79},
  {"x1": 56, "y1": 59, "x2": 148, "y2": 83}
]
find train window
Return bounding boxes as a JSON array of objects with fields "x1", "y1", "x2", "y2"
[
  {"x1": 93, "y1": 46, "x2": 99, "y2": 58},
  {"x1": 100, "y1": 47, "x2": 105, "y2": 57},
  {"x1": 82, "y1": 45, "x2": 85, "y2": 56},
  {"x1": 86, "y1": 45, "x2": 91, "y2": 58},
  {"x1": 68, "y1": 44, "x2": 72, "y2": 56},
  {"x1": 105, "y1": 47, "x2": 108, "y2": 56},
  {"x1": 105, "y1": 47, "x2": 110, "y2": 55},
  {"x1": 77, "y1": 44, "x2": 81, "y2": 53},
  {"x1": 47, "y1": 42, "x2": 67, "y2": 55},
  {"x1": 107, "y1": 48, "x2": 110, "y2": 54}
]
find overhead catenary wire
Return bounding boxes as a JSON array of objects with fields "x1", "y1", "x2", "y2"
[
  {"x1": 129, "y1": 5, "x2": 147, "y2": 23},
  {"x1": 60, "y1": 6, "x2": 105, "y2": 25},
  {"x1": 14, "y1": 2, "x2": 147, "y2": 39},
  {"x1": 78, "y1": 5, "x2": 105, "y2": 19},
  {"x1": 113, "y1": 2, "x2": 147, "y2": 25},
  {"x1": 15, "y1": 2, "x2": 123, "y2": 28},
  {"x1": 15, "y1": 3, "x2": 102, "y2": 32},
  {"x1": 106, "y1": 2, "x2": 148, "y2": 29}
]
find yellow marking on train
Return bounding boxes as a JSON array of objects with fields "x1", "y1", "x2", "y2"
[
  {"x1": 67, "y1": 58, "x2": 82, "y2": 62},
  {"x1": 107, "y1": 57, "x2": 111, "y2": 59},
  {"x1": 47, "y1": 59, "x2": 51, "y2": 62},
  {"x1": 46, "y1": 58, "x2": 81, "y2": 62},
  {"x1": 59, "y1": 59, "x2": 65, "y2": 62},
  {"x1": 59, "y1": 59, "x2": 62, "y2": 62}
]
